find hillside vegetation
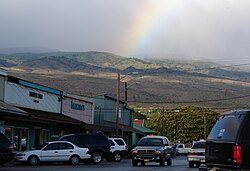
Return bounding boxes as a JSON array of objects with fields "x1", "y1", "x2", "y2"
[{"x1": 1, "y1": 51, "x2": 250, "y2": 111}]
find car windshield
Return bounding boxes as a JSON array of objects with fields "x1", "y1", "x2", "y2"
[
  {"x1": 137, "y1": 138, "x2": 163, "y2": 146},
  {"x1": 207, "y1": 113, "x2": 245, "y2": 141},
  {"x1": 36, "y1": 143, "x2": 49, "y2": 150}
]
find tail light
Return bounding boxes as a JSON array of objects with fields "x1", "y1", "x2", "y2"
[
  {"x1": 8, "y1": 144, "x2": 13, "y2": 151},
  {"x1": 233, "y1": 145, "x2": 242, "y2": 164}
]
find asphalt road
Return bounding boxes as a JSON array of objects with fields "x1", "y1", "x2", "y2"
[{"x1": 0, "y1": 156, "x2": 201, "y2": 171}]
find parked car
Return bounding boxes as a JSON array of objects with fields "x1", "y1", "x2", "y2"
[
  {"x1": 58, "y1": 133, "x2": 111, "y2": 164},
  {"x1": 175, "y1": 143, "x2": 191, "y2": 156},
  {"x1": 200, "y1": 110, "x2": 250, "y2": 171},
  {"x1": 15, "y1": 141, "x2": 90, "y2": 166},
  {"x1": 131, "y1": 136, "x2": 172, "y2": 166},
  {"x1": 187, "y1": 140, "x2": 205, "y2": 168},
  {"x1": 0, "y1": 132, "x2": 14, "y2": 165},
  {"x1": 108, "y1": 138, "x2": 128, "y2": 162}
]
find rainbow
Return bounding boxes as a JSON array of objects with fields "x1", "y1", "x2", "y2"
[{"x1": 121, "y1": 1, "x2": 177, "y2": 58}]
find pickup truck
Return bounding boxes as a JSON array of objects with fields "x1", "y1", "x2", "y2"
[
  {"x1": 175, "y1": 144, "x2": 191, "y2": 156},
  {"x1": 131, "y1": 136, "x2": 172, "y2": 166}
]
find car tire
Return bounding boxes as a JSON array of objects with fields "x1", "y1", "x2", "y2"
[
  {"x1": 189, "y1": 161, "x2": 194, "y2": 168},
  {"x1": 69, "y1": 155, "x2": 80, "y2": 165},
  {"x1": 167, "y1": 157, "x2": 172, "y2": 166},
  {"x1": 28, "y1": 155, "x2": 39, "y2": 166},
  {"x1": 160, "y1": 157, "x2": 165, "y2": 166},
  {"x1": 91, "y1": 151, "x2": 103, "y2": 164},
  {"x1": 132, "y1": 159, "x2": 138, "y2": 166},
  {"x1": 113, "y1": 152, "x2": 122, "y2": 162}
]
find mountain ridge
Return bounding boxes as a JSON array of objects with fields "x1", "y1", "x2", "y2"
[{"x1": 1, "y1": 51, "x2": 250, "y2": 111}]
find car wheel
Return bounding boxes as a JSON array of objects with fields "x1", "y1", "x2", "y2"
[
  {"x1": 167, "y1": 157, "x2": 172, "y2": 166},
  {"x1": 69, "y1": 155, "x2": 80, "y2": 165},
  {"x1": 132, "y1": 159, "x2": 138, "y2": 166},
  {"x1": 91, "y1": 151, "x2": 103, "y2": 164},
  {"x1": 113, "y1": 152, "x2": 122, "y2": 162},
  {"x1": 160, "y1": 157, "x2": 165, "y2": 166},
  {"x1": 28, "y1": 155, "x2": 39, "y2": 166},
  {"x1": 189, "y1": 161, "x2": 194, "y2": 168}
]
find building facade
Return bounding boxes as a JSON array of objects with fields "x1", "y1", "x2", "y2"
[
  {"x1": 0, "y1": 69, "x2": 88, "y2": 151},
  {"x1": 93, "y1": 95, "x2": 140, "y2": 147}
]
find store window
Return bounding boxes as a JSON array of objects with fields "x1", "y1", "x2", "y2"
[
  {"x1": 42, "y1": 130, "x2": 50, "y2": 144},
  {"x1": 5, "y1": 127, "x2": 29, "y2": 151}
]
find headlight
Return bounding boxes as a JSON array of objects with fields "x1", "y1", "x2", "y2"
[
  {"x1": 132, "y1": 150, "x2": 138, "y2": 155},
  {"x1": 154, "y1": 151, "x2": 161, "y2": 155}
]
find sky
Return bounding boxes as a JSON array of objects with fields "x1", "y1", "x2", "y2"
[{"x1": 1, "y1": 0, "x2": 250, "y2": 63}]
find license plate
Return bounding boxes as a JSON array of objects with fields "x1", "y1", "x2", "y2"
[
  {"x1": 144, "y1": 159, "x2": 149, "y2": 162},
  {"x1": 212, "y1": 167, "x2": 216, "y2": 171}
]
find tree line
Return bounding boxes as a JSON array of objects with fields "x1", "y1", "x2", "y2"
[{"x1": 144, "y1": 106, "x2": 221, "y2": 143}]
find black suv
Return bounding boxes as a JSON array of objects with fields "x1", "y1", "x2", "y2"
[
  {"x1": 131, "y1": 136, "x2": 172, "y2": 166},
  {"x1": 0, "y1": 132, "x2": 14, "y2": 165},
  {"x1": 200, "y1": 110, "x2": 250, "y2": 171},
  {"x1": 58, "y1": 133, "x2": 111, "y2": 164}
]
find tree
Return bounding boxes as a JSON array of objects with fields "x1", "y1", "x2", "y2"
[{"x1": 145, "y1": 106, "x2": 220, "y2": 143}]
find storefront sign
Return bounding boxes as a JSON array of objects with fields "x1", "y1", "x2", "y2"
[{"x1": 71, "y1": 101, "x2": 85, "y2": 111}]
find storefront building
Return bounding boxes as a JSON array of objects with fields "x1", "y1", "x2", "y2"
[
  {"x1": 0, "y1": 69, "x2": 86, "y2": 151},
  {"x1": 93, "y1": 94, "x2": 142, "y2": 147}
]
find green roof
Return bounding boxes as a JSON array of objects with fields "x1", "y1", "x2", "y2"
[{"x1": 133, "y1": 124, "x2": 156, "y2": 134}]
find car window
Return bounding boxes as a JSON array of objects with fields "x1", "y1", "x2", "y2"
[
  {"x1": 36, "y1": 143, "x2": 48, "y2": 150},
  {"x1": 114, "y1": 139, "x2": 125, "y2": 145},
  {"x1": 58, "y1": 143, "x2": 74, "y2": 150},
  {"x1": 178, "y1": 144, "x2": 183, "y2": 148},
  {"x1": 43, "y1": 143, "x2": 59, "y2": 150},
  {"x1": 78, "y1": 135, "x2": 89, "y2": 145},
  {"x1": 90, "y1": 136, "x2": 107, "y2": 145},
  {"x1": 192, "y1": 142, "x2": 205, "y2": 149},
  {"x1": 109, "y1": 140, "x2": 115, "y2": 146},
  {"x1": 138, "y1": 138, "x2": 163, "y2": 146},
  {"x1": 207, "y1": 113, "x2": 245, "y2": 141}
]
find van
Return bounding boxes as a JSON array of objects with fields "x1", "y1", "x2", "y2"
[{"x1": 200, "y1": 110, "x2": 250, "y2": 171}]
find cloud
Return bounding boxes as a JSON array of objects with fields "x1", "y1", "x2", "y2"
[{"x1": 0, "y1": 0, "x2": 250, "y2": 63}]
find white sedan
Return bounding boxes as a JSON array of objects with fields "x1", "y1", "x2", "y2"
[{"x1": 15, "y1": 141, "x2": 90, "y2": 166}]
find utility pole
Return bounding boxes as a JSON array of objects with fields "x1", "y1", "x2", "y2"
[
  {"x1": 161, "y1": 107, "x2": 165, "y2": 136},
  {"x1": 124, "y1": 82, "x2": 128, "y2": 106},
  {"x1": 204, "y1": 115, "x2": 207, "y2": 139},
  {"x1": 115, "y1": 73, "x2": 120, "y2": 137}
]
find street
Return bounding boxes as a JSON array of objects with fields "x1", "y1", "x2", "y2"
[{"x1": 0, "y1": 156, "x2": 201, "y2": 171}]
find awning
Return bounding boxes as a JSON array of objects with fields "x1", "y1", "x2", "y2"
[
  {"x1": 133, "y1": 124, "x2": 157, "y2": 134},
  {"x1": 0, "y1": 101, "x2": 28, "y2": 116},
  {"x1": 121, "y1": 124, "x2": 144, "y2": 134},
  {"x1": 18, "y1": 107, "x2": 84, "y2": 125}
]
